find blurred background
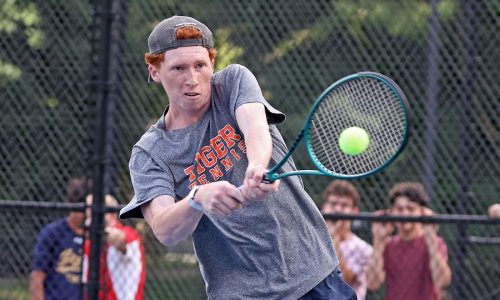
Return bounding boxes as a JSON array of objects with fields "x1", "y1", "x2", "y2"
[{"x1": 0, "y1": 0, "x2": 498, "y2": 299}]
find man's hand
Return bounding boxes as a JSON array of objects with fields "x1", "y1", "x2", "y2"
[
  {"x1": 240, "y1": 163, "x2": 279, "y2": 201},
  {"x1": 105, "y1": 227, "x2": 127, "y2": 253},
  {"x1": 371, "y1": 210, "x2": 393, "y2": 243},
  {"x1": 422, "y1": 207, "x2": 439, "y2": 243},
  {"x1": 420, "y1": 207, "x2": 452, "y2": 288},
  {"x1": 325, "y1": 219, "x2": 342, "y2": 244},
  {"x1": 195, "y1": 181, "x2": 246, "y2": 216}
]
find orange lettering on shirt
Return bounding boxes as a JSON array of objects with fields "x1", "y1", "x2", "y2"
[
  {"x1": 209, "y1": 166, "x2": 224, "y2": 181},
  {"x1": 184, "y1": 123, "x2": 245, "y2": 185},
  {"x1": 220, "y1": 156, "x2": 234, "y2": 171},
  {"x1": 238, "y1": 140, "x2": 247, "y2": 153},
  {"x1": 210, "y1": 135, "x2": 228, "y2": 159},
  {"x1": 198, "y1": 174, "x2": 209, "y2": 185},
  {"x1": 195, "y1": 153, "x2": 205, "y2": 174},
  {"x1": 219, "y1": 124, "x2": 241, "y2": 147},
  {"x1": 200, "y1": 146, "x2": 217, "y2": 168},
  {"x1": 184, "y1": 165, "x2": 196, "y2": 181},
  {"x1": 230, "y1": 149, "x2": 241, "y2": 161}
]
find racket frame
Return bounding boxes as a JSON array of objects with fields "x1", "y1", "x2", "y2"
[{"x1": 264, "y1": 72, "x2": 410, "y2": 183}]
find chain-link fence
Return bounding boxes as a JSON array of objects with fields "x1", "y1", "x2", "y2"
[{"x1": 1, "y1": 0, "x2": 498, "y2": 299}]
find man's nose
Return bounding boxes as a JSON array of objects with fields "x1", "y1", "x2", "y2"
[{"x1": 186, "y1": 68, "x2": 198, "y2": 86}]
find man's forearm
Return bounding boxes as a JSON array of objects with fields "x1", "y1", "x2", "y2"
[
  {"x1": 30, "y1": 284, "x2": 44, "y2": 300},
  {"x1": 243, "y1": 123, "x2": 272, "y2": 167},
  {"x1": 143, "y1": 196, "x2": 203, "y2": 246},
  {"x1": 334, "y1": 242, "x2": 357, "y2": 285},
  {"x1": 366, "y1": 240, "x2": 386, "y2": 290},
  {"x1": 426, "y1": 236, "x2": 452, "y2": 288},
  {"x1": 235, "y1": 102, "x2": 272, "y2": 168},
  {"x1": 30, "y1": 271, "x2": 45, "y2": 300}
]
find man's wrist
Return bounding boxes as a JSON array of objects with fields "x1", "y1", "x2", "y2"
[{"x1": 187, "y1": 186, "x2": 203, "y2": 212}]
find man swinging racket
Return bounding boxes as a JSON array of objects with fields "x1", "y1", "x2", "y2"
[{"x1": 120, "y1": 15, "x2": 356, "y2": 300}]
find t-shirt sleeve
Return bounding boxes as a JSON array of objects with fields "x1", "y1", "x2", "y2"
[
  {"x1": 31, "y1": 226, "x2": 53, "y2": 272},
  {"x1": 223, "y1": 64, "x2": 285, "y2": 125},
  {"x1": 120, "y1": 148, "x2": 175, "y2": 219}
]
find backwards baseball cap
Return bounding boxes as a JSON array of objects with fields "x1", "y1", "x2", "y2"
[
  {"x1": 148, "y1": 15, "x2": 214, "y2": 55},
  {"x1": 146, "y1": 16, "x2": 214, "y2": 82}
]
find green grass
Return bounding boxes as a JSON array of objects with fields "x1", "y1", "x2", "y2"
[{"x1": 0, "y1": 278, "x2": 29, "y2": 300}]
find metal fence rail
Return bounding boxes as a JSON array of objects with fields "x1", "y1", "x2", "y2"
[{"x1": 1, "y1": 0, "x2": 498, "y2": 299}]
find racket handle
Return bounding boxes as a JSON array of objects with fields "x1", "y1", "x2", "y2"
[
  {"x1": 262, "y1": 173, "x2": 273, "y2": 184},
  {"x1": 238, "y1": 173, "x2": 273, "y2": 189}
]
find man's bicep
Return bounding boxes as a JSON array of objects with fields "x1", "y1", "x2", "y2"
[{"x1": 140, "y1": 195, "x2": 175, "y2": 227}]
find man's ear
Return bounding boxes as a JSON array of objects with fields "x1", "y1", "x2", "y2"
[{"x1": 148, "y1": 65, "x2": 160, "y2": 83}]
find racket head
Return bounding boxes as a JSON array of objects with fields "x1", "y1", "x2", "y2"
[{"x1": 303, "y1": 71, "x2": 410, "y2": 179}]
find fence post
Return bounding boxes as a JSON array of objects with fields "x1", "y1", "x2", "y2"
[
  {"x1": 453, "y1": 1, "x2": 479, "y2": 299},
  {"x1": 88, "y1": 0, "x2": 115, "y2": 298},
  {"x1": 422, "y1": 0, "x2": 441, "y2": 201},
  {"x1": 103, "y1": 0, "x2": 129, "y2": 196}
]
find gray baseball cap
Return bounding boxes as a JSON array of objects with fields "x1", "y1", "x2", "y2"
[
  {"x1": 147, "y1": 16, "x2": 214, "y2": 82},
  {"x1": 148, "y1": 15, "x2": 214, "y2": 55}
]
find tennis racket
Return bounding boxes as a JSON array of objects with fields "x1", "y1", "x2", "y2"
[{"x1": 263, "y1": 71, "x2": 410, "y2": 183}]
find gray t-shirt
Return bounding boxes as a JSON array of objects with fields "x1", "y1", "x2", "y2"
[{"x1": 120, "y1": 64, "x2": 338, "y2": 299}]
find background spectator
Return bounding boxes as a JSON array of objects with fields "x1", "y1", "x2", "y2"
[
  {"x1": 366, "y1": 182, "x2": 452, "y2": 300},
  {"x1": 83, "y1": 194, "x2": 146, "y2": 300},
  {"x1": 321, "y1": 180, "x2": 373, "y2": 300},
  {"x1": 30, "y1": 178, "x2": 91, "y2": 300}
]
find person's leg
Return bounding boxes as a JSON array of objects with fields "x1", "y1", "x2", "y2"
[{"x1": 299, "y1": 269, "x2": 357, "y2": 300}]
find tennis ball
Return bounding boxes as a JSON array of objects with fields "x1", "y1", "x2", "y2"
[{"x1": 338, "y1": 127, "x2": 370, "y2": 155}]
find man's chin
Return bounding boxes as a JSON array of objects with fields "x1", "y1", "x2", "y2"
[{"x1": 397, "y1": 222, "x2": 414, "y2": 232}]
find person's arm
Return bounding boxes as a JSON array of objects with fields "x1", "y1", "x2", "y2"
[
  {"x1": 235, "y1": 102, "x2": 279, "y2": 198},
  {"x1": 334, "y1": 240, "x2": 358, "y2": 285},
  {"x1": 424, "y1": 232, "x2": 451, "y2": 288},
  {"x1": 29, "y1": 270, "x2": 46, "y2": 300},
  {"x1": 422, "y1": 209, "x2": 452, "y2": 288},
  {"x1": 236, "y1": 102, "x2": 272, "y2": 167},
  {"x1": 366, "y1": 212, "x2": 393, "y2": 291},
  {"x1": 141, "y1": 181, "x2": 245, "y2": 246},
  {"x1": 365, "y1": 225, "x2": 387, "y2": 291},
  {"x1": 325, "y1": 221, "x2": 358, "y2": 284},
  {"x1": 338, "y1": 253, "x2": 357, "y2": 285},
  {"x1": 106, "y1": 227, "x2": 127, "y2": 254}
]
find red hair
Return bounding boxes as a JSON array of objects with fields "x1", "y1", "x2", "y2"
[{"x1": 144, "y1": 26, "x2": 217, "y2": 67}]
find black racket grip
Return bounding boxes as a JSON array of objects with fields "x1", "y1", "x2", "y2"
[{"x1": 262, "y1": 173, "x2": 273, "y2": 184}]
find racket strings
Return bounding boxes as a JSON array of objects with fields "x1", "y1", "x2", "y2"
[{"x1": 309, "y1": 76, "x2": 407, "y2": 176}]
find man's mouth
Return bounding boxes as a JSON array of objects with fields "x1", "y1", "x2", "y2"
[{"x1": 185, "y1": 92, "x2": 200, "y2": 97}]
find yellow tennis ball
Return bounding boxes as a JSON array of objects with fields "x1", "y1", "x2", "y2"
[{"x1": 338, "y1": 127, "x2": 370, "y2": 155}]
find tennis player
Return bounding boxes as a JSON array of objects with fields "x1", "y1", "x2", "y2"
[{"x1": 120, "y1": 15, "x2": 356, "y2": 299}]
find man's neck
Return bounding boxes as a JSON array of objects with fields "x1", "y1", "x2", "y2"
[
  {"x1": 164, "y1": 102, "x2": 210, "y2": 131},
  {"x1": 67, "y1": 218, "x2": 84, "y2": 236},
  {"x1": 338, "y1": 229, "x2": 352, "y2": 242}
]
